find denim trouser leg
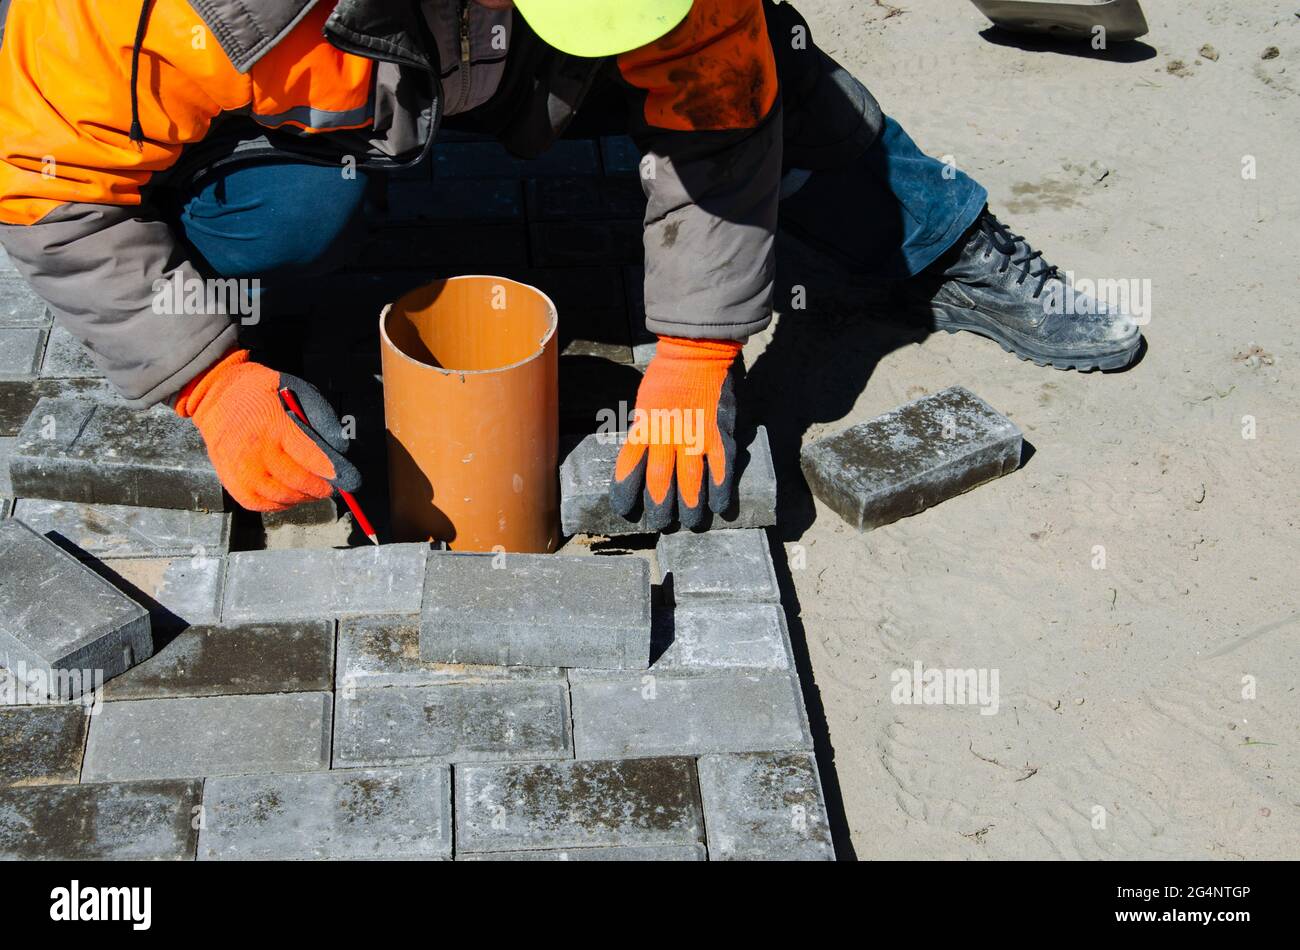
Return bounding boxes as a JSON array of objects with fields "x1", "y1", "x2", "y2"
[{"x1": 779, "y1": 115, "x2": 988, "y2": 280}]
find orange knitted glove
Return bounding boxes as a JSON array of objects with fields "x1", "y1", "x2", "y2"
[
  {"x1": 175, "y1": 349, "x2": 360, "y2": 513},
  {"x1": 610, "y1": 336, "x2": 743, "y2": 530}
]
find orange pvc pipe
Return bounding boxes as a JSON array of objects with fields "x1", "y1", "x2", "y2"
[{"x1": 379, "y1": 276, "x2": 560, "y2": 553}]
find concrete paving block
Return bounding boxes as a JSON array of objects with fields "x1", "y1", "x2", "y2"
[
  {"x1": 8, "y1": 397, "x2": 224, "y2": 510},
  {"x1": 357, "y1": 224, "x2": 530, "y2": 271},
  {"x1": 434, "y1": 139, "x2": 599, "y2": 178},
  {"x1": 800, "y1": 385, "x2": 1023, "y2": 531},
  {"x1": 338, "y1": 616, "x2": 562, "y2": 691},
  {"x1": 561, "y1": 426, "x2": 778, "y2": 536},
  {"x1": 455, "y1": 757, "x2": 704, "y2": 854},
  {"x1": 199, "y1": 765, "x2": 451, "y2": 861},
  {"x1": 655, "y1": 527, "x2": 780, "y2": 604},
  {"x1": 222, "y1": 543, "x2": 427, "y2": 622},
  {"x1": 388, "y1": 177, "x2": 522, "y2": 222},
  {"x1": 0, "y1": 436, "x2": 13, "y2": 497},
  {"x1": 570, "y1": 672, "x2": 812, "y2": 760},
  {"x1": 333, "y1": 681, "x2": 571, "y2": 768},
  {"x1": 0, "y1": 779, "x2": 202, "y2": 860},
  {"x1": 0, "y1": 499, "x2": 9, "y2": 519},
  {"x1": 13, "y1": 499, "x2": 230, "y2": 559},
  {"x1": 260, "y1": 497, "x2": 338, "y2": 531},
  {"x1": 525, "y1": 176, "x2": 646, "y2": 222},
  {"x1": 697, "y1": 752, "x2": 835, "y2": 861},
  {"x1": 0, "y1": 518, "x2": 152, "y2": 700},
  {"x1": 529, "y1": 221, "x2": 643, "y2": 267},
  {"x1": 82, "y1": 691, "x2": 333, "y2": 782},
  {"x1": 0, "y1": 277, "x2": 51, "y2": 328},
  {"x1": 420, "y1": 552, "x2": 651, "y2": 669},
  {"x1": 0, "y1": 705, "x2": 89, "y2": 787},
  {"x1": 458, "y1": 844, "x2": 706, "y2": 861},
  {"x1": 0, "y1": 326, "x2": 46, "y2": 435},
  {"x1": 95, "y1": 555, "x2": 225, "y2": 630},
  {"x1": 102, "y1": 620, "x2": 334, "y2": 701},
  {"x1": 38, "y1": 323, "x2": 103, "y2": 379}
]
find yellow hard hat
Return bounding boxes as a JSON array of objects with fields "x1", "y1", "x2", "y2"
[{"x1": 513, "y1": 0, "x2": 695, "y2": 57}]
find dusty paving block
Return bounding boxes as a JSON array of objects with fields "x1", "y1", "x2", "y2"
[
  {"x1": 0, "y1": 705, "x2": 89, "y2": 787},
  {"x1": 14, "y1": 499, "x2": 230, "y2": 559},
  {"x1": 38, "y1": 323, "x2": 103, "y2": 379},
  {"x1": 0, "y1": 275, "x2": 50, "y2": 328},
  {"x1": 570, "y1": 672, "x2": 811, "y2": 760},
  {"x1": 9, "y1": 397, "x2": 223, "y2": 510},
  {"x1": 800, "y1": 385, "x2": 1023, "y2": 531},
  {"x1": 223, "y1": 544, "x2": 427, "y2": 622},
  {"x1": 0, "y1": 436, "x2": 14, "y2": 497},
  {"x1": 420, "y1": 552, "x2": 651, "y2": 669},
  {"x1": 0, "y1": 778, "x2": 201, "y2": 859},
  {"x1": 199, "y1": 766, "x2": 451, "y2": 861},
  {"x1": 333, "y1": 682, "x2": 571, "y2": 768},
  {"x1": 338, "y1": 616, "x2": 562, "y2": 691},
  {"x1": 561, "y1": 426, "x2": 778, "y2": 536},
  {"x1": 82, "y1": 692, "x2": 332, "y2": 782},
  {"x1": 455, "y1": 757, "x2": 704, "y2": 854},
  {"x1": 697, "y1": 752, "x2": 834, "y2": 861},
  {"x1": 95, "y1": 555, "x2": 225, "y2": 630},
  {"x1": 102, "y1": 621, "x2": 334, "y2": 701},
  {"x1": 458, "y1": 844, "x2": 706, "y2": 861},
  {"x1": 656, "y1": 527, "x2": 780, "y2": 604},
  {"x1": 0, "y1": 326, "x2": 46, "y2": 434},
  {"x1": 0, "y1": 519, "x2": 152, "y2": 700},
  {"x1": 260, "y1": 497, "x2": 338, "y2": 530}
]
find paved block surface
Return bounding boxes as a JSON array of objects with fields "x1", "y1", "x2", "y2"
[
  {"x1": 656, "y1": 528, "x2": 780, "y2": 604},
  {"x1": 223, "y1": 544, "x2": 427, "y2": 622},
  {"x1": 800, "y1": 385, "x2": 1023, "y2": 531},
  {"x1": 420, "y1": 552, "x2": 651, "y2": 669},
  {"x1": 570, "y1": 672, "x2": 812, "y2": 760},
  {"x1": 95, "y1": 555, "x2": 225, "y2": 630},
  {"x1": 526, "y1": 177, "x2": 645, "y2": 221},
  {"x1": 0, "y1": 436, "x2": 14, "y2": 497},
  {"x1": 14, "y1": 499, "x2": 230, "y2": 559},
  {"x1": 103, "y1": 621, "x2": 334, "y2": 701},
  {"x1": 561, "y1": 426, "x2": 778, "y2": 536},
  {"x1": 82, "y1": 692, "x2": 333, "y2": 782},
  {"x1": 458, "y1": 844, "x2": 706, "y2": 861},
  {"x1": 9, "y1": 397, "x2": 223, "y2": 510},
  {"x1": 333, "y1": 682, "x2": 571, "y2": 768},
  {"x1": 0, "y1": 705, "x2": 89, "y2": 787},
  {"x1": 0, "y1": 326, "x2": 46, "y2": 434},
  {"x1": 529, "y1": 221, "x2": 643, "y2": 267},
  {"x1": 199, "y1": 766, "x2": 451, "y2": 861},
  {"x1": 455, "y1": 757, "x2": 704, "y2": 854},
  {"x1": 0, "y1": 519, "x2": 152, "y2": 700},
  {"x1": 38, "y1": 324, "x2": 103, "y2": 379},
  {"x1": 434, "y1": 139, "x2": 599, "y2": 178},
  {"x1": 697, "y1": 752, "x2": 835, "y2": 861},
  {"x1": 0, "y1": 779, "x2": 201, "y2": 860},
  {"x1": 338, "y1": 616, "x2": 562, "y2": 690},
  {"x1": 0, "y1": 275, "x2": 50, "y2": 328}
]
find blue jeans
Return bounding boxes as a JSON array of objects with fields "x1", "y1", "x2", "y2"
[{"x1": 165, "y1": 116, "x2": 985, "y2": 287}]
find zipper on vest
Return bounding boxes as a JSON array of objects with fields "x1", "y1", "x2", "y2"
[{"x1": 454, "y1": 0, "x2": 472, "y2": 113}]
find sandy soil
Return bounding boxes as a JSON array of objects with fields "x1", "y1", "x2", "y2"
[{"x1": 746, "y1": 0, "x2": 1298, "y2": 859}]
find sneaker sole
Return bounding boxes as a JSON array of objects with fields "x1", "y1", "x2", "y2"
[{"x1": 924, "y1": 302, "x2": 1143, "y2": 372}]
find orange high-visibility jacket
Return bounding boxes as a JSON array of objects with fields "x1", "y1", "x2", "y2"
[{"x1": 0, "y1": 0, "x2": 781, "y2": 404}]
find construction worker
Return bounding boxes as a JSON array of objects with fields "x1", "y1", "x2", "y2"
[{"x1": 0, "y1": 1, "x2": 1140, "y2": 529}]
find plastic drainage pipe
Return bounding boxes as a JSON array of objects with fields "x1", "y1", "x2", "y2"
[{"x1": 379, "y1": 276, "x2": 560, "y2": 553}]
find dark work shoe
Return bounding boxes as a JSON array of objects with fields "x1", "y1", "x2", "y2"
[{"x1": 904, "y1": 209, "x2": 1143, "y2": 371}]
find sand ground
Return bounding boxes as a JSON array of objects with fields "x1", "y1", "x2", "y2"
[{"x1": 748, "y1": 0, "x2": 1298, "y2": 859}]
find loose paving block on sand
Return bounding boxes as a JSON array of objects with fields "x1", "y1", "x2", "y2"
[{"x1": 800, "y1": 385, "x2": 1022, "y2": 531}]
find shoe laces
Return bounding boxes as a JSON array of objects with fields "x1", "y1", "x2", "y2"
[{"x1": 977, "y1": 212, "x2": 1060, "y2": 298}]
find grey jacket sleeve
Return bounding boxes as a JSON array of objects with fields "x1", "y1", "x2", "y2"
[
  {"x1": 0, "y1": 203, "x2": 238, "y2": 406},
  {"x1": 631, "y1": 102, "x2": 783, "y2": 343}
]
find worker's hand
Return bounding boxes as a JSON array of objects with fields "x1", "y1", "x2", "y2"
[
  {"x1": 175, "y1": 349, "x2": 360, "y2": 513},
  {"x1": 610, "y1": 336, "x2": 743, "y2": 530}
]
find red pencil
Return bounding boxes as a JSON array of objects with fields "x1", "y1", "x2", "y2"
[{"x1": 278, "y1": 386, "x2": 379, "y2": 545}]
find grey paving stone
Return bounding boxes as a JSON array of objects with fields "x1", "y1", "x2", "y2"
[
  {"x1": 333, "y1": 681, "x2": 571, "y2": 768},
  {"x1": 389, "y1": 177, "x2": 522, "y2": 222},
  {"x1": 199, "y1": 765, "x2": 451, "y2": 861},
  {"x1": 0, "y1": 276, "x2": 51, "y2": 328},
  {"x1": 83, "y1": 691, "x2": 332, "y2": 782},
  {"x1": 222, "y1": 544, "x2": 427, "y2": 622},
  {"x1": 697, "y1": 752, "x2": 835, "y2": 861},
  {"x1": 0, "y1": 778, "x2": 202, "y2": 860},
  {"x1": 420, "y1": 552, "x2": 651, "y2": 669},
  {"x1": 9, "y1": 397, "x2": 224, "y2": 510},
  {"x1": 14, "y1": 499, "x2": 230, "y2": 559},
  {"x1": 102, "y1": 621, "x2": 334, "y2": 701},
  {"x1": 800, "y1": 385, "x2": 1023, "y2": 531},
  {"x1": 458, "y1": 844, "x2": 707, "y2": 861},
  {"x1": 529, "y1": 221, "x2": 643, "y2": 267},
  {"x1": 338, "y1": 616, "x2": 562, "y2": 691},
  {"x1": 656, "y1": 527, "x2": 780, "y2": 604},
  {"x1": 561, "y1": 426, "x2": 778, "y2": 536},
  {"x1": 570, "y1": 672, "x2": 812, "y2": 759},
  {"x1": 434, "y1": 139, "x2": 599, "y2": 178},
  {"x1": 0, "y1": 326, "x2": 46, "y2": 435},
  {"x1": 455, "y1": 757, "x2": 704, "y2": 854},
  {"x1": 0, "y1": 499, "x2": 9, "y2": 519},
  {"x1": 260, "y1": 497, "x2": 338, "y2": 530},
  {"x1": 37, "y1": 323, "x2": 103, "y2": 378},
  {"x1": 357, "y1": 224, "x2": 530, "y2": 271},
  {"x1": 0, "y1": 519, "x2": 152, "y2": 701},
  {"x1": 94, "y1": 555, "x2": 225, "y2": 630},
  {"x1": 525, "y1": 177, "x2": 645, "y2": 221},
  {"x1": 0, "y1": 705, "x2": 89, "y2": 787},
  {"x1": 0, "y1": 436, "x2": 13, "y2": 497}
]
